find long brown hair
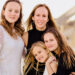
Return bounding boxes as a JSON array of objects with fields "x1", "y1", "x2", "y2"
[
  {"x1": 42, "y1": 27, "x2": 75, "y2": 69},
  {"x1": 25, "y1": 4, "x2": 57, "y2": 31},
  {"x1": 0, "y1": 0, "x2": 24, "y2": 36}
]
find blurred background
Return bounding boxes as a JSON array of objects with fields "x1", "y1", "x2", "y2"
[{"x1": 0, "y1": 0, "x2": 75, "y2": 50}]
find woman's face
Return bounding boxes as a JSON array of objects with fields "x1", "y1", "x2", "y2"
[
  {"x1": 4, "y1": 2, "x2": 20, "y2": 24},
  {"x1": 32, "y1": 46, "x2": 48, "y2": 63},
  {"x1": 44, "y1": 32, "x2": 58, "y2": 52},
  {"x1": 32, "y1": 6, "x2": 49, "y2": 30}
]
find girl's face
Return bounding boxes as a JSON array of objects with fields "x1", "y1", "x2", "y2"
[
  {"x1": 32, "y1": 6, "x2": 49, "y2": 30},
  {"x1": 4, "y1": 2, "x2": 20, "y2": 24},
  {"x1": 44, "y1": 32, "x2": 58, "y2": 52},
  {"x1": 32, "y1": 46, "x2": 48, "y2": 63}
]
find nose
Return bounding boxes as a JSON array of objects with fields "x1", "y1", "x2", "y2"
[
  {"x1": 39, "y1": 16, "x2": 43, "y2": 20},
  {"x1": 45, "y1": 42, "x2": 51, "y2": 47},
  {"x1": 36, "y1": 54, "x2": 41, "y2": 60},
  {"x1": 11, "y1": 11, "x2": 16, "y2": 16}
]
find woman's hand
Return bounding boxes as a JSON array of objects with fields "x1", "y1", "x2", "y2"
[
  {"x1": 46, "y1": 56, "x2": 56, "y2": 64},
  {"x1": 69, "y1": 72, "x2": 75, "y2": 75},
  {"x1": 46, "y1": 56, "x2": 58, "y2": 75}
]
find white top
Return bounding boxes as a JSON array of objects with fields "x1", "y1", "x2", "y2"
[
  {"x1": 43, "y1": 66, "x2": 48, "y2": 75},
  {"x1": 0, "y1": 25, "x2": 24, "y2": 75}
]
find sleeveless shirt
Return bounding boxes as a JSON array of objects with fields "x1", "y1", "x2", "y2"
[{"x1": 27, "y1": 27, "x2": 47, "y2": 53}]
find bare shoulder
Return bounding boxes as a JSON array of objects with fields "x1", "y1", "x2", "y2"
[{"x1": 22, "y1": 32, "x2": 28, "y2": 47}]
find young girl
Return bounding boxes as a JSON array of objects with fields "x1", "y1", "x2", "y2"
[
  {"x1": 43, "y1": 27, "x2": 75, "y2": 75},
  {"x1": 23, "y1": 41, "x2": 57, "y2": 75},
  {"x1": 0, "y1": 0, "x2": 24, "y2": 75}
]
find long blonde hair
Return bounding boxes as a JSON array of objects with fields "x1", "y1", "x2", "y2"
[
  {"x1": 23, "y1": 41, "x2": 52, "y2": 75},
  {"x1": 0, "y1": 0, "x2": 24, "y2": 36}
]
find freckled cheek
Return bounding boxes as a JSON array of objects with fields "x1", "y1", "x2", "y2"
[
  {"x1": 45, "y1": 44, "x2": 49, "y2": 48},
  {"x1": 15, "y1": 14, "x2": 20, "y2": 20},
  {"x1": 16, "y1": 14, "x2": 20, "y2": 17},
  {"x1": 5, "y1": 12, "x2": 10, "y2": 17},
  {"x1": 45, "y1": 42, "x2": 51, "y2": 47},
  {"x1": 54, "y1": 42, "x2": 58, "y2": 48}
]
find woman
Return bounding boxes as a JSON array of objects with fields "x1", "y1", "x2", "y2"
[
  {"x1": 43, "y1": 27, "x2": 75, "y2": 75},
  {"x1": 22, "y1": 4, "x2": 58, "y2": 54},
  {"x1": 23, "y1": 41, "x2": 58, "y2": 75},
  {"x1": 0, "y1": 0, "x2": 24, "y2": 75}
]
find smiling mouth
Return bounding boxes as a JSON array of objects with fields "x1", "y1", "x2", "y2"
[
  {"x1": 10, "y1": 17, "x2": 15, "y2": 19},
  {"x1": 38, "y1": 57, "x2": 43, "y2": 60},
  {"x1": 48, "y1": 46, "x2": 53, "y2": 48}
]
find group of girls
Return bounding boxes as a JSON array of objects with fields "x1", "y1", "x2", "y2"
[{"x1": 0, "y1": 0, "x2": 75, "y2": 75}]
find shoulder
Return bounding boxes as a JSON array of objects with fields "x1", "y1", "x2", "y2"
[
  {"x1": 22, "y1": 32, "x2": 28, "y2": 46},
  {"x1": 22, "y1": 32, "x2": 28, "y2": 39},
  {"x1": 59, "y1": 52, "x2": 66, "y2": 63},
  {"x1": 0, "y1": 25, "x2": 5, "y2": 32},
  {"x1": 28, "y1": 29, "x2": 34, "y2": 33},
  {"x1": 0, "y1": 25, "x2": 4, "y2": 29}
]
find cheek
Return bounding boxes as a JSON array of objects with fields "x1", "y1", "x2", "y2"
[
  {"x1": 55, "y1": 41, "x2": 58, "y2": 48},
  {"x1": 16, "y1": 13, "x2": 20, "y2": 18},
  {"x1": 44, "y1": 17, "x2": 48, "y2": 22},
  {"x1": 4, "y1": 11, "x2": 8, "y2": 17},
  {"x1": 45, "y1": 42, "x2": 49, "y2": 47}
]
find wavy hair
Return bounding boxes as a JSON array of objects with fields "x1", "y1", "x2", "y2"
[
  {"x1": 25, "y1": 4, "x2": 57, "y2": 31},
  {"x1": 23, "y1": 41, "x2": 52, "y2": 75},
  {"x1": 42, "y1": 27, "x2": 75, "y2": 69},
  {"x1": 0, "y1": 0, "x2": 24, "y2": 36}
]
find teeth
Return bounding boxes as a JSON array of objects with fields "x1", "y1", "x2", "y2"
[
  {"x1": 38, "y1": 22, "x2": 42, "y2": 24},
  {"x1": 38, "y1": 23, "x2": 42, "y2": 25}
]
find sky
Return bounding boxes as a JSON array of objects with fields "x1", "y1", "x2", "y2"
[{"x1": 0, "y1": 0, "x2": 75, "y2": 21}]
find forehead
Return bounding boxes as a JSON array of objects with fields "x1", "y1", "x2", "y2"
[
  {"x1": 34, "y1": 6, "x2": 48, "y2": 14},
  {"x1": 5, "y1": 2, "x2": 20, "y2": 9},
  {"x1": 44, "y1": 32, "x2": 56, "y2": 39},
  {"x1": 32, "y1": 46, "x2": 45, "y2": 53}
]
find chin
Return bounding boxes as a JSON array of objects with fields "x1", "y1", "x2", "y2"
[{"x1": 49, "y1": 48, "x2": 55, "y2": 51}]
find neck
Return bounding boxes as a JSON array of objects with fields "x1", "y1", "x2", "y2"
[
  {"x1": 35, "y1": 26, "x2": 46, "y2": 31},
  {"x1": 10, "y1": 23, "x2": 15, "y2": 29}
]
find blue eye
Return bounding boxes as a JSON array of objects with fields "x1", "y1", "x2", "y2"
[
  {"x1": 34, "y1": 54, "x2": 37, "y2": 57},
  {"x1": 43, "y1": 15, "x2": 46, "y2": 17},
  {"x1": 45, "y1": 40, "x2": 48, "y2": 43},
  {"x1": 50, "y1": 39, "x2": 54, "y2": 41},
  {"x1": 36, "y1": 14, "x2": 40, "y2": 16},
  {"x1": 15, "y1": 10, "x2": 19, "y2": 13},
  {"x1": 9, "y1": 10, "x2": 12, "y2": 12}
]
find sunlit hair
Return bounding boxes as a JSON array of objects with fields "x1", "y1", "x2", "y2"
[
  {"x1": 25, "y1": 4, "x2": 57, "y2": 31},
  {"x1": 23, "y1": 41, "x2": 52, "y2": 75},
  {"x1": 42, "y1": 27, "x2": 75, "y2": 69},
  {"x1": 0, "y1": 0, "x2": 24, "y2": 36}
]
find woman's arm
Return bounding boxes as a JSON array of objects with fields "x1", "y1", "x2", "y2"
[
  {"x1": 22, "y1": 32, "x2": 28, "y2": 47},
  {"x1": 69, "y1": 72, "x2": 75, "y2": 75},
  {"x1": 22, "y1": 32, "x2": 28, "y2": 56},
  {"x1": 0, "y1": 26, "x2": 4, "y2": 51}
]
